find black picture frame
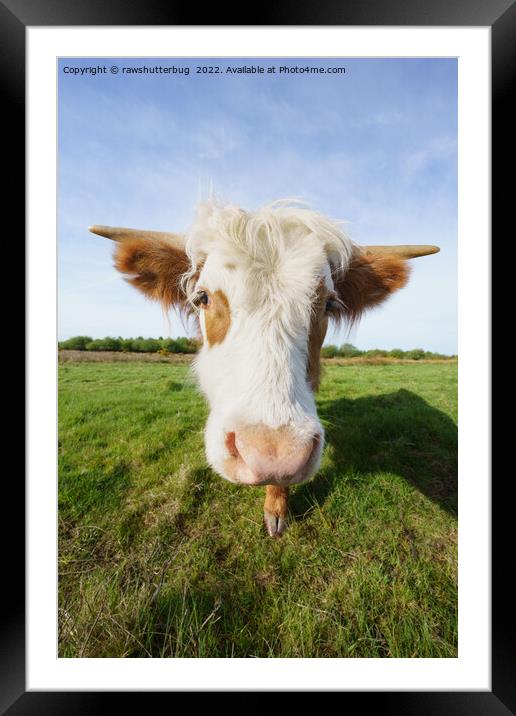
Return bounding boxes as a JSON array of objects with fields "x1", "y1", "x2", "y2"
[{"x1": 8, "y1": 0, "x2": 508, "y2": 712}]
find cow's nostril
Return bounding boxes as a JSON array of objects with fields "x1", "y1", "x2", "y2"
[{"x1": 225, "y1": 431, "x2": 240, "y2": 458}]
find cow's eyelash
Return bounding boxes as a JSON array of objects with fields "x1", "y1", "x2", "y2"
[
  {"x1": 190, "y1": 289, "x2": 211, "y2": 309},
  {"x1": 325, "y1": 294, "x2": 344, "y2": 314}
]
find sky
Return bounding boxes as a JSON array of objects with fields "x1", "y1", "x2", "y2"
[{"x1": 58, "y1": 57, "x2": 457, "y2": 353}]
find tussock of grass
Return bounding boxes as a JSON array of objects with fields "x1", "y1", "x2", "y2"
[{"x1": 59, "y1": 362, "x2": 457, "y2": 658}]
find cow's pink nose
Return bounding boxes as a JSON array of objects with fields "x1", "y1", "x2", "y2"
[{"x1": 225, "y1": 425, "x2": 319, "y2": 486}]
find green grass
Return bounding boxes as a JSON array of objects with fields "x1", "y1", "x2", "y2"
[{"x1": 58, "y1": 361, "x2": 457, "y2": 658}]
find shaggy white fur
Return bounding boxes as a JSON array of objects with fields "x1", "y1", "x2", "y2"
[{"x1": 183, "y1": 200, "x2": 355, "y2": 485}]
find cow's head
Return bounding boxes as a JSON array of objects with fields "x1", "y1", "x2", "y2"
[{"x1": 90, "y1": 202, "x2": 438, "y2": 492}]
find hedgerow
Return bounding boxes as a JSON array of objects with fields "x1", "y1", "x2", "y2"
[{"x1": 59, "y1": 337, "x2": 455, "y2": 359}]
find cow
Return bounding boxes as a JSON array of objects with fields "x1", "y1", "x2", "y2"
[{"x1": 89, "y1": 201, "x2": 438, "y2": 537}]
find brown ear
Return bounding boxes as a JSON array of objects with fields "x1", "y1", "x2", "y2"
[
  {"x1": 113, "y1": 236, "x2": 190, "y2": 310},
  {"x1": 334, "y1": 249, "x2": 410, "y2": 325}
]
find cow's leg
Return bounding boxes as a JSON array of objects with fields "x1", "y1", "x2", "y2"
[{"x1": 263, "y1": 486, "x2": 289, "y2": 538}]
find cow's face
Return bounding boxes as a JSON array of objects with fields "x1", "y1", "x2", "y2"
[
  {"x1": 186, "y1": 205, "x2": 352, "y2": 487},
  {"x1": 92, "y1": 202, "x2": 432, "y2": 489}
]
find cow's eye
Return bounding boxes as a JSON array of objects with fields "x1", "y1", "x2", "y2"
[
  {"x1": 325, "y1": 297, "x2": 340, "y2": 314},
  {"x1": 194, "y1": 290, "x2": 211, "y2": 308}
]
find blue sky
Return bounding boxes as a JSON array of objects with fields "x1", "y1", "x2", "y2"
[{"x1": 58, "y1": 57, "x2": 457, "y2": 353}]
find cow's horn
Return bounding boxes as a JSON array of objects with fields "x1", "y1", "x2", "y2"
[
  {"x1": 88, "y1": 225, "x2": 186, "y2": 250},
  {"x1": 361, "y1": 245, "x2": 440, "y2": 259}
]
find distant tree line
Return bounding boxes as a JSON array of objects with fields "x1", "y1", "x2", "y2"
[
  {"x1": 59, "y1": 336, "x2": 455, "y2": 359},
  {"x1": 58, "y1": 336, "x2": 200, "y2": 354},
  {"x1": 321, "y1": 343, "x2": 455, "y2": 360}
]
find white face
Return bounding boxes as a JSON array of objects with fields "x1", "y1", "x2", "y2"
[{"x1": 185, "y1": 203, "x2": 353, "y2": 488}]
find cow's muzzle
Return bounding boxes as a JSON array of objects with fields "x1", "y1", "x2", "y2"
[{"x1": 224, "y1": 424, "x2": 322, "y2": 486}]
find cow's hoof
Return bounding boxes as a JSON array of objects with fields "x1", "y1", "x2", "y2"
[{"x1": 264, "y1": 509, "x2": 287, "y2": 538}]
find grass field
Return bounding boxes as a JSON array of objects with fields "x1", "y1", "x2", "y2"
[{"x1": 58, "y1": 360, "x2": 457, "y2": 658}]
